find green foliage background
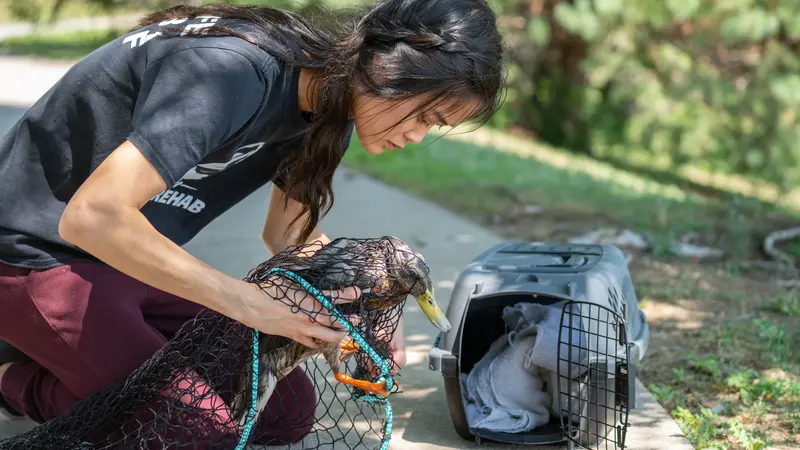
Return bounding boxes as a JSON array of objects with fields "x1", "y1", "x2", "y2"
[{"x1": 485, "y1": 0, "x2": 800, "y2": 194}]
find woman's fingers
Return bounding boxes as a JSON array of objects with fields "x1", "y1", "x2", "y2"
[
  {"x1": 294, "y1": 334, "x2": 320, "y2": 349},
  {"x1": 290, "y1": 315, "x2": 346, "y2": 347},
  {"x1": 310, "y1": 324, "x2": 348, "y2": 345},
  {"x1": 280, "y1": 284, "x2": 364, "y2": 347},
  {"x1": 328, "y1": 286, "x2": 361, "y2": 304}
]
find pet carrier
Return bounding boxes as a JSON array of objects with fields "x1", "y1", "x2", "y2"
[{"x1": 428, "y1": 242, "x2": 650, "y2": 449}]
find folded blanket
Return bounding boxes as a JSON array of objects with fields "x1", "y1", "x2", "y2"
[
  {"x1": 540, "y1": 366, "x2": 588, "y2": 425},
  {"x1": 503, "y1": 302, "x2": 589, "y2": 379},
  {"x1": 461, "y1": 302, "x2": 589, "y2": 433},
  {"x1": 462, "y1": 327, "x2": 551, "y2": 433}
]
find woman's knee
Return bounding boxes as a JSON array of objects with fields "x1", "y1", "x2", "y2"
[{"x1": 0, "y1": 262, "x2": 167, "y2": 405}]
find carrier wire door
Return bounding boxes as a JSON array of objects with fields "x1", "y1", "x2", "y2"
[{"x1": 557, "y1": 295, "x2": 633, "y2": 450}]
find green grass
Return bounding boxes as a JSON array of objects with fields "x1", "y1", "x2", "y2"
[
  {"x1": 343, "y1": 131, "x2": 792, "y2": 259},
  {"x1": 345, "y1": 133, "x2": 671, "y2": 218},
  {"x1": 761, "y1": 292, "x2": 800, "y2": 317},
  {"x1": 649, "y1": 314, "x2": 799, "y2": 449},
  {"x1": 0, "y1": 27, "x2": 124, "y2": 60},
  {"x1": 643, "y1": 287, "x2": 799, "y2": 449},
  {"x1": 0, "y1": 0, "x2": 138, "y2": 24}
]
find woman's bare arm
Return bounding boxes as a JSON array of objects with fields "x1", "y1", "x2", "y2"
[
  {"x1": 59, "y1": 140, "x2": 250, "y2": 320},
  {"x1": 262, "y1": 183, "x2": 331, "y2": 255},
  {"x1": 59, "y1": 140, "x2": 353, "y2": 347}
]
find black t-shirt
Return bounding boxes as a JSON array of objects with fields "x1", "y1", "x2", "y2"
[{"x1": 0, "y1": 17, "x2": 353, "y2": 269}]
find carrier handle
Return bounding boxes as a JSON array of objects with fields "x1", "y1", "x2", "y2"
[
  {"x1": 482, "y1": 256, "x2": 588, "y2": 274},
  {"x1": 429, "y1": 333, "x2": 458, "y2": 377},
  {"x1": 491, "y1": 280, "x2": 577, "y2": 300}
]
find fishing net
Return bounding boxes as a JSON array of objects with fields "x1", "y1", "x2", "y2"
[{"x1": 0, "y1": 236, "x2": 436, "y2": 450}]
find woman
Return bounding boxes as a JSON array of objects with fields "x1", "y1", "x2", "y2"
[{"x1": 0, "y1": 0, "x2": 504, "y2": 443}]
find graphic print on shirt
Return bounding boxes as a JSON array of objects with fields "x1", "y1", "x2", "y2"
[
  {"x1": 123, "y1": 30, "x2": 162, "y2": 48},
  {"x1": 159, "y1": 15, "x2": 221, "y2": 36},
  {"x1": 122, "y1": 15, "x2": 222, "y2": 49},
  {"x1": 148, "y1": 141, "x2": 265, "y2": 214},
  {"x1": 175, "y1": 141, "x2": 265, "y2": 190}
]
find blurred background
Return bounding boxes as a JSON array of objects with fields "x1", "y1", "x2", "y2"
[{"x1": 0, "y1": 1, "x2": 798, "y2": 449}]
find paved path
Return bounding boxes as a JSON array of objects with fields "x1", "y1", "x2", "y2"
[{"x1": 0, "y1": 56, "x2": 693, "y2": 449}]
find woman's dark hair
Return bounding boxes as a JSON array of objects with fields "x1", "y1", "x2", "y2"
[{"x1": 137, "y1": 0, "x2": 505, "y2": 244}]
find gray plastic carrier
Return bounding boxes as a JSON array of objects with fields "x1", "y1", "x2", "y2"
[{"x1": 428, "y1": 242, "x2": 650, "y2": 449}]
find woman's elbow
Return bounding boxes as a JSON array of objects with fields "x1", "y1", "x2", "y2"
[
  {"x1": 262, "y1": 228, "x2": 285, "y2": 255},
  {"x1": 58, "y1": 199, "x2": 105, "y2": 245}
]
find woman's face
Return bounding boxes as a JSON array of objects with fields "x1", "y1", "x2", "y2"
[{"x1": 352, "y1": 93, "x2": 479, "y2": 155}]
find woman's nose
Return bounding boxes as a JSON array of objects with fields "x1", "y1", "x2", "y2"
[{"x1": 405, "y1": 126, "x2": 430, "y2": 145}]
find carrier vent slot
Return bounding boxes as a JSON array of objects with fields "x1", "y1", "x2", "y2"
[
  {"x1": 498, "y1": 243, "x2": 603, "y2": 256},
  {"x1": 483, "y1": 256, "x2": 588, "y2": 272}
]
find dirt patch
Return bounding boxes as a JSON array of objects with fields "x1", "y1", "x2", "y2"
[{"x1": 479, "y1": 206, "x2": 618, "y2": 247}]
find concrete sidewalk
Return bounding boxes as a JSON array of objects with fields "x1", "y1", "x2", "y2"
[{"x1": 0, "y1": 56, "x2": 693, "y2": 449}]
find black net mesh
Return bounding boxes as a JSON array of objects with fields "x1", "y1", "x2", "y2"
[{"x1": 0, "y1": 236, "x2": 441, "y2": 450}]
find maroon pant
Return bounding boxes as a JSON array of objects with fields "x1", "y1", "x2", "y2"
[{"x1": 0, "y1": 260, "x2": 316, "y2": 445}]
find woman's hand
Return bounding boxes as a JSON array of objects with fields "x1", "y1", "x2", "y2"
[{"x1": 234, "y1": 280, "x2": 361, "y2": 349}]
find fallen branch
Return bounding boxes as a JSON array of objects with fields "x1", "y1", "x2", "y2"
[{"x1": 763, "y1": 226, "x2": 800, "y2": 287}]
